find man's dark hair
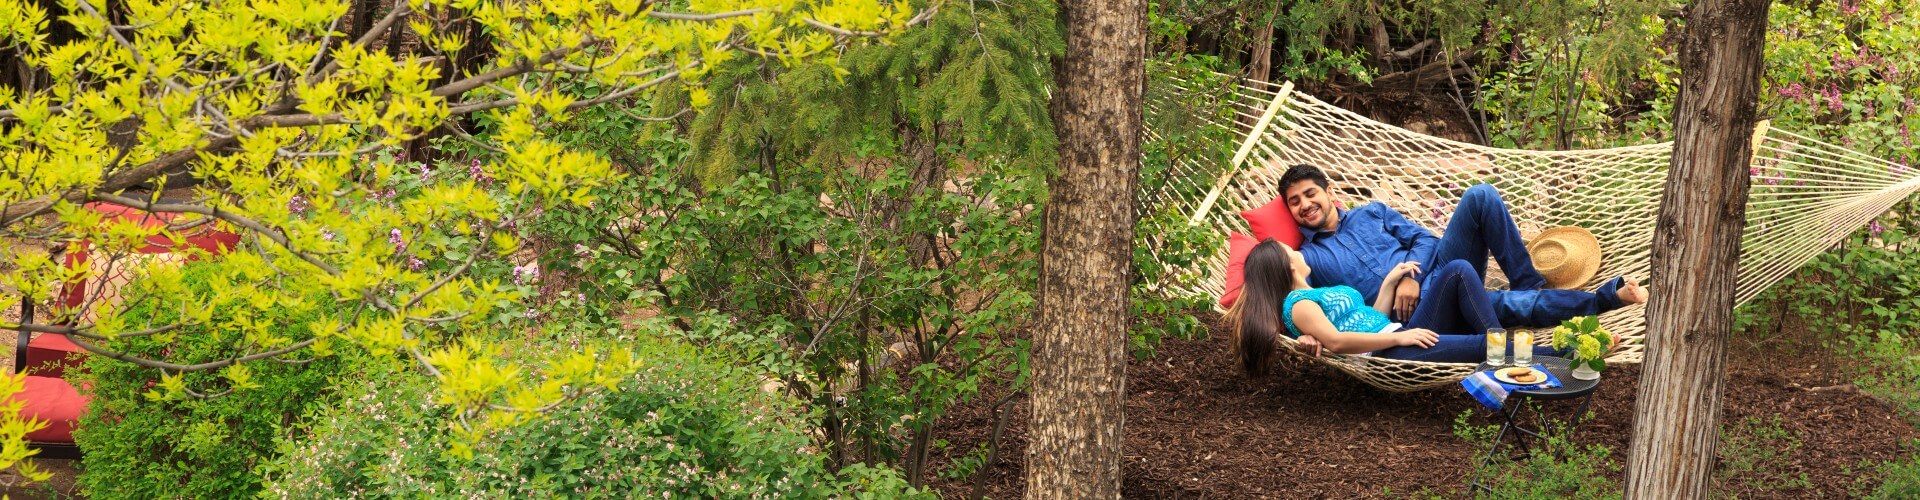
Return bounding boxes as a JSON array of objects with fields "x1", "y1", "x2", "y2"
[{"x1": 1279, "y1": 164, "x2": 1330, "y2": 193}]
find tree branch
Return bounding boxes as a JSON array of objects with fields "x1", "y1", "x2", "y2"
[
  {"x1": 433, "y1": 37, "x2": 599, "y2": 98},
  {"x1": 67, "y1": 335, "x2": 317, "y2": 372},
  {"x1": 646, "y1": 9, "x2": 766, "y2": 21}
]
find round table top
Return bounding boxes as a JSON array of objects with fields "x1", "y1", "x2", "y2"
[{"x1": 1476, "y1": 355, "x2": 1600, "y2": 400}]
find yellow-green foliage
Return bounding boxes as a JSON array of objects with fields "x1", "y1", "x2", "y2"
[{"x1": 0, "y1": 0, "x2": 922, "y2": 478}]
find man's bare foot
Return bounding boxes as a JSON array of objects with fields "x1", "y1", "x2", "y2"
[{"x1": 1617, "y1": 277, "x2": 1649, "y2": 305}]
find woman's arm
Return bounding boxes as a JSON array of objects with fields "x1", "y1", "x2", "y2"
[
  {"x1": 1374, "y1": 261, "x2": 1421, "y2": 314},
  {"x1": 1291, "y1": 301, "x2": 1435, "y2": 354}
]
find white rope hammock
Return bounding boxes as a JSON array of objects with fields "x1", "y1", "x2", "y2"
[{"x1": 1143, "y1": 71, "x2": 1920, "y2": 392}]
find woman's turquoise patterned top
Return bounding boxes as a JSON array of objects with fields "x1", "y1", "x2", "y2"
[{"x1": 1281, "y1": 286, "x2": 1396, "y2": 338}]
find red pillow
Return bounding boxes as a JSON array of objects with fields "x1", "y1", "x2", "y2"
[
  {"x1": 1218, "y1": 232, "x2": 1258, "y2": 308},
  {"x1": 82, "y1": 202, "x2": 241, "y2": 255},
  {"x1": 1239, "y1": 196, "x2": 1303, "y2": 250},
  {"x1": 10, "y1": 376, "x2": 88, "y2": 443}
]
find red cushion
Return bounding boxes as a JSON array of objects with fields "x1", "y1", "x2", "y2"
[
  {"x1": 24, "y1": 335, "x2": 84, "y2": 378},
  {"x1": 10, "y1": 376, "x2": 88, "y2": 443},
  {"x1": 1218, "y1": 232, "x2": 1258, "y2": 308},
  {"x1": 81, "y1": 202, "x2": 241, "y2": 256},
  {"x1": 1239, "y1": 196, "x2": 1303, "y2": 250}
]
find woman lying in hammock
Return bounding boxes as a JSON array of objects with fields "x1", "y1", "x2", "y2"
[{"x1": 1231, "y1": 239, "x2": 1567, "y2": 375}]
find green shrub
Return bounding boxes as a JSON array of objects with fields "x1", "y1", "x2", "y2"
[
  {"x1": 263, "y1": 332, "x2": 925, "y2": 498},
  {"x1": 1454, "y1": 410, "x2": 1621, "y2": 499},
  {"x1": 1715, "y1": 416, "x2": 1812, "y2": 492},
  {"x1": 1858, "y1": 443, "x2": 1920, "y2": 499},
  {"x1": 71, "y1": 260, "x2": 368, "y2": 498},
  {"x1": 1736, "y1": 199, "x2": 1920, "y2": 420}
]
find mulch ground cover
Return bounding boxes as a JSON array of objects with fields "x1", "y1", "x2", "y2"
[{"x1": 928, "y1": 313, "x2": 1920, "y2": 498}]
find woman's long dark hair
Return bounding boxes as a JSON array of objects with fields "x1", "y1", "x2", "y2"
[{"x1": 1231, "y1": 239, "x2": 1298, "y2": 377}]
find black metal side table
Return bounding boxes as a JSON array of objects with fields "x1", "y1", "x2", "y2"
[{"x1": 1465, "y1": 355, "x2": 1601, "y2": 492}]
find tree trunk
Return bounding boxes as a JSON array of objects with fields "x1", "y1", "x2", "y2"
[
  {"x1": 1246, "y1": 15, "x2": 1275, "y2": 84},
  {"x1": 1025, "y1": 0, "x2": 1144, "y2": 497},
  {"x1": 1624, "y1": 0, "x2": 1770, "y2": 497}
]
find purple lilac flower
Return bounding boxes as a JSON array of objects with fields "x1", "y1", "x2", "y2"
[
  {"x1": 512, "y1": 262, "x2": 540, "y2": 285},
  {"x1": 320, "y1": 229, "x2": 336, "y2": 241},
  {"x1": 1840, "y1": 0, "x2": 1859, "y2": 16},
  {"x1": 409, "y1": 257, "x2": 425, "y2": 271},
  {"x1": 524, "y1": 308, "x2": 541, "y2": 320},
  {"x1": 389, "y1": 228, "x2": 406, "y2": 252},
  {"x1": 573, "y1": 244, "x2": 592, "y2": 258},
  {"x1": 1777, "y1": 82, "x2": 1805, "y2": 100},
  {"x1": 418, "y1": 163, "x2": 433, "y2": 182},
  {"x1": 1870, "y1": 220, "x2": 1886, "y2": 236},
  {"x1": 470, "y1": 159, "x2": 494, "y2": 186},
  {"x1": 1823, "y1": 85, "x2": 1844, "y2": 113},
  {"x1": 288, "y1": 195, "x2": 309, "y2": 214}
]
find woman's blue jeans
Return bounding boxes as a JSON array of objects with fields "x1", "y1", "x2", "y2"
[{"x1": 1375, "y1": 259, "x2": 1564, "y2": 362}]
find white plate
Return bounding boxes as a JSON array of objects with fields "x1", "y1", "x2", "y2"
[{"x1": 1493, "y1": 367, "x2": 1547, "y2": 385}]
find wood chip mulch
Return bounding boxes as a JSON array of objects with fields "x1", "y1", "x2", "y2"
[{"x1": 926, "y1": 315, "x2": 1920, "y2": 498}]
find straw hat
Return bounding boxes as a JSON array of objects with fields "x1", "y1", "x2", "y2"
[{"x1": 1527, "y1": 226, "x2": 1602, "y2": 290}]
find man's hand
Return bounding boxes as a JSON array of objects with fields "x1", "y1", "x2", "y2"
[
  {"x1": 1295, "y1": 335, "x2": 1324, "y2": 358},
  {"x1": 1393, "y1": 276, "x2": 1421, "y2": 321}
]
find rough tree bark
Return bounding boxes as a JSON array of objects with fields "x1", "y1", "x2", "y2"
[
  {"x1": 1624, "y1": 0, "x2": 1771, "y2": 497},
  {"x1": 1245, "y1": 10, "x2": 1275, "y2": 85},
  {"x1": 1025, "y1": 0, "x2": 1145, "y2": 497}
]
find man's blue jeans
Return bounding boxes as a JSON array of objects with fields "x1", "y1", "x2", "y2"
[{"x1": 1420, "y1": 184, "x2": 1624, "y2": 328}]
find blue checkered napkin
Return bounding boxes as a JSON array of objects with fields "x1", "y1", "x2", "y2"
[{"x1": 1460, "y1": 367, "x2": 1562, "y2": 409}]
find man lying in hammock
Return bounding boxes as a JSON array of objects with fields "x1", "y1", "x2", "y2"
[{"x1": 1276, "y1": 163, "x2": 1648, "y2": 356}]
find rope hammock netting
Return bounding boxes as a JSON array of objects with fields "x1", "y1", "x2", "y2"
[{"x1": 1142, "y1": 70, "x2": 1920, "y2": 392}]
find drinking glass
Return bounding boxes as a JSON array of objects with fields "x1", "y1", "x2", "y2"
[
  {"x1": 1485, "y1": 328, "x2": 1509, "y2": 366},
  {"x1": 1512, "y1": 329, "x2": 1535, "y2": 366}
]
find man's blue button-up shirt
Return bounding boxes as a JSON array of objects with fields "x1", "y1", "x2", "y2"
[{"x1": 1296, "y1": 203, "x2": 1439, "y2": 304}]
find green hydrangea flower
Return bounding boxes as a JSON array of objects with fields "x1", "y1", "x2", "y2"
[{"x1": 1575, "y1": 335, "x2": 1605, "y2": 361}]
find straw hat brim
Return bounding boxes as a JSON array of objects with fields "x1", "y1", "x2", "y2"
[{"x1": 1527, "y1": 226, "x2": 1602, "y2": 290}]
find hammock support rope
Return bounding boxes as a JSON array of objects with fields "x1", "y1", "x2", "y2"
[{"x1": 1144, "y1": 71, "x2": 1920, "y2": 391}]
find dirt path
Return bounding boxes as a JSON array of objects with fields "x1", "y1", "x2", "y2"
[{"x1": 930, "y1": 314, "x2": 1920, "y2": 498}]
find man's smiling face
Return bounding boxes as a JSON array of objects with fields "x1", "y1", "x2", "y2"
[{"x1": 1284, "y1": 179, "x2": 1337, "y2": 231}]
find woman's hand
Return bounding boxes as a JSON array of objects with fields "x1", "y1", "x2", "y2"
[
  {"x1": 1385, "y1": 261, "x2": 1421, "y2": 283},
  {"x1": 1395, "y1": 328, "x2": 1439, "y2": 348},
  {"x1": 1295, "y1": 335, "x2": 1324, "y2": 357},
  {"x1": 1375, "y1": 261, "x2": 1422, "y2": 318}
]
